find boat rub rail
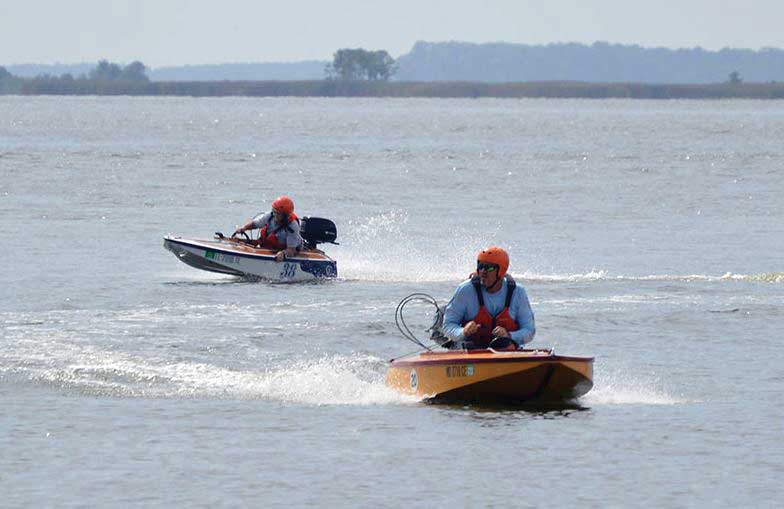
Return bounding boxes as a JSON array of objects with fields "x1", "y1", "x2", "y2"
[
  {"x1": 390, "y1": 350, "x2": 594, "y2": 367},
  {"x1": 165, "y1": 236, "x2": 330, "y2": 260}
]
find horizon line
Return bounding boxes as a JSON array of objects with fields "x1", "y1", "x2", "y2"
[{"x1": 4, "y1": 39, "x2": 784, "y2": 68}]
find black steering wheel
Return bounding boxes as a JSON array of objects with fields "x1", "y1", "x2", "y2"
[
  {"x1": 232, "y1": 231, "x2": 251, "y2": 241},
  {"x1": 489, "y1": 336, "x2": 515, "y2": 350}
]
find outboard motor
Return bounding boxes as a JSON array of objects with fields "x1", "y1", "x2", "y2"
[{"x1": 300, "y1": 216, "x2": 338, "y2": 249}]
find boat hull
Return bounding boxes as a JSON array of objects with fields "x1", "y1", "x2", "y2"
[
  {"x1": 386, "y1": 349, "x2": 593, "y2": 404},
  {"x1": 163, "y1": 235, "x2": 337, "y2": 282}
]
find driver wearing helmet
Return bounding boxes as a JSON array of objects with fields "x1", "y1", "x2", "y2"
[
  {"x1": 441, "y1": 247, "x2": 535, "y2": 351},
  {"x1": 233, "y1": 195, "x2": 304, "y2": 261}
]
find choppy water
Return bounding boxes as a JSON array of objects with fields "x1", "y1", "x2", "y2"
[{"x1": 1, "y1": 96, "x2": 783, "y2": 507}]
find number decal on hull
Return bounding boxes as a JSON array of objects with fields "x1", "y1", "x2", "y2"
[
  {"x1": 280, "y1": 262, "x2": 297, "y2": 279},
  {"x1": 445, "y1": 364, "x2": 474, "y2": 378}
]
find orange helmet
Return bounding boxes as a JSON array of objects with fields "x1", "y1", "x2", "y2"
[
  {"x1": 477, "y1": 246, "x2": 510, "y2": 278},
  {"x1": 271, "y1": 195, "x2": 294, "y2": 215}
]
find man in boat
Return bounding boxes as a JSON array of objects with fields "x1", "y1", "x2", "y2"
[
  {"x1": 441, "y1": 247, "x2": 535, "y2": 351},
  {"x1": 232, "y1": 195, "x2": 304, "y2": 261}
]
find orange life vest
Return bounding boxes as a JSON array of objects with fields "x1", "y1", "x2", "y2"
[
  {"x1": 463, "y1": 274, "x2": 519, "y2": 348},
  {"x1": 259, "y1": 212, "x2": 299, "y2": 250}
]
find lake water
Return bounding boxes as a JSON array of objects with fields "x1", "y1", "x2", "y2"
[{"x1": 1, "y1": 96, "x2": 783, "y2": 507}]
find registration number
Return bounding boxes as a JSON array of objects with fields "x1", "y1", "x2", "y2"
[
  {"x1": 446, "y1": 364, "x2": 474, "y2": 378},
  {"x1": 204, "y1": 250, "x2": 240, "y2": 265}
]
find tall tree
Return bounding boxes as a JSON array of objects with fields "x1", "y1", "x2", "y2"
[
  {"x1": 89, "y1": 60, "x2": 123, "y2": 81},
  {"x1": 121, "y1": 61, "x2": 149, "y2": 82},
  {"x1": 326, "y1": 48, "x2": 396, "y2": 81},
  {"x1": 728, "y1": 70, "x2": 743, "y2": 84},
  {"x1": 365, "y1": 50, "x2": 396, "y2": 80}
]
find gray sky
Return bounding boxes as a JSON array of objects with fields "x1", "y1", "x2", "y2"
[{"x1": 2, "y1": 0, "x2": 783, "y2": 67}]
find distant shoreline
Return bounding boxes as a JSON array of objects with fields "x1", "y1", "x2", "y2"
[{"x1": 4, "y1": 80, "x2": 784, "y2": 99}]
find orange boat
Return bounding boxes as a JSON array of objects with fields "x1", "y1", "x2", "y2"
[{"x1": 386, "y1": 348, "x2": 593, "y2": 404}]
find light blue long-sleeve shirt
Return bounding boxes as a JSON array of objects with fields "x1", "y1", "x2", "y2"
[{"x1": 442, "y1": 277, "x2": 536, "y2": 347}]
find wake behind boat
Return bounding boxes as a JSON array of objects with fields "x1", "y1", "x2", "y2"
[
  {"x1": 164, "y1": 216, "x2": 338, "y2": 282},
  {"x1": 386, "y1": 293, "x2": 594, "y2": 404}
]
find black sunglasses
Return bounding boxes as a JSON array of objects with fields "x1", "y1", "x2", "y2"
[{"x1": 476, "y1": 262, "x2": 498, "y2": 272}]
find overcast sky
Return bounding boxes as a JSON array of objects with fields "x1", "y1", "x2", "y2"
[{"x1": 2, "y1": 0, "x2": 783, "y2": 67}]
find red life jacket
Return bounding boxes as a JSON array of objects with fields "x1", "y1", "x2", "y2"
[
  {"x1": 259, "y1": 212, "x2": 299, "y2": 250},
  {"x1": 462, "y1": 274, "x2": 519, "y2": 348}
]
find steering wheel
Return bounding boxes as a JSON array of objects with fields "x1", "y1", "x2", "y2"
[
  {"x1": 232, "y1": 231, "x2": 251, "y2": 241},
  {"x1": 489, "y1": 336, "x2": 516, "y2": 350}
]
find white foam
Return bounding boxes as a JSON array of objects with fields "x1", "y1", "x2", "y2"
[
  {"x1": 328, "y1": 212, "x2": 782, "y2": 285},
  {"x1": 521, "y1": 271, "x2": 784, "y2": 284},
  {"x1": 542, "y1": 294, "x2": 663, "y2": 306},
  {"x1": 161, "y1": 212, "x2": 783, "y2": 286},
  {"x1": 158, "y1": 269, "x2": 237, "y2": 283},
  {"x1": 582, "y1": 367, "x2": 690, "y2": 406},
  {"x1": 514, "y1": 269, "x2": 609, "y2": 282},
  {"x1": 333, "y1": 210, "x2": 499, "y2": 282},
  {"x1": 4, "y1": 338, "x2": 418, "y2": 406},
  {"x1": 721, "y1": 271, "x2": 784, "y2": 283},
  {"x1": 157, "y1": 354, "x2": 419, "y2": 405}
]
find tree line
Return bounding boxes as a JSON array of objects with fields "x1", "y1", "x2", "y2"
[
  {"x1": 395, "y1": 41, "x2": 784, "y2": 84},
  {"x1": 0, "y1": 59, "x2": 149, "y2": 94},
  {"x1": 1, "y1": 49, "x2": 397, "y2": 94},
  {"x1": 4, "y1": 49, "x2": 784, "y2": 98}
]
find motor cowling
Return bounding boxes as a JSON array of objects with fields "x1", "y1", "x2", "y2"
[{"x1": 300, "y1": 216, "x2": 338, "y2": 249}]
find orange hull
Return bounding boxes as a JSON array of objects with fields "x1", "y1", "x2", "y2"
[{"x1": 386, "y1": 349, "x2": 593, "y2": 404}]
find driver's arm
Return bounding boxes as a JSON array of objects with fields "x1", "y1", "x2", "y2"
[
  {"x1": 234, "y1": 213, "x2": 269, "y2": 236},
  {"x1": 276, "y1": 227, "x2": 301, "y2": 260},
  {"x1": 509, "y1": 287, "x2": 535, "y2": 346},
  {"x1": 442, "y1": 283, "x2": 473, "y2": 341},
  {"x1": 233, "y1": 220, "x2": 255, "y2": 235}
]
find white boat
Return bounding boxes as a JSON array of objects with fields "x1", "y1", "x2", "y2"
[{"x1": 163, "y1": 216, "x2": 338, "y2": 282}]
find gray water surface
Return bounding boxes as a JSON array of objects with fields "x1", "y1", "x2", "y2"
[{"x1": 1, "y1": 96, "x2": 783, "y2": 507}]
